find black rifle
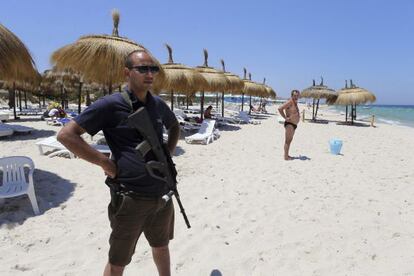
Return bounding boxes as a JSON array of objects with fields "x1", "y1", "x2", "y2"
[{"x1": 127, "y1": 107, "x2": 191, "y2": 228}]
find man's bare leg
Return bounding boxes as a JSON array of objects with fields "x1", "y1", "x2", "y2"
[
  {"x1": 152, "y1": 245, "x2": 171, "y2": 276},
  {"x1": 103, "y1": 262, "x2": 124, "y2": 276},
  {"x1": 284, "y1": 126, "x2": 295, "y2": 160}
]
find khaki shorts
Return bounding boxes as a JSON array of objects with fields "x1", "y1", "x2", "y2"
[{"x1": 108, "y1": 194, "x2": 174, "y2": 266}]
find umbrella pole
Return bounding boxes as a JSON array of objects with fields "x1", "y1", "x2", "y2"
[
  {"x1": 351, "y1": 106, "x2": 354, "y2": 124},
  {"x1": 12, "y1": 82, "x2": 18, "y2": 120},
  {"x1": 24, "y1": 91, "x2": 28, "y2": 109},
  {"x1": 345, "y1": 105, "x2": 348, "y2": 122},
  {"x1": 216, "y1": 93, "x2": 219, "y2": 110},
  {"x1": 18, "y1": 90, "x2": 22, "y2": 112},
  {"x1": 109, "y1": 84, "x2": 113, "y2": 95},
  {"x1": 86, "y1": 90, "x2": 91, "y2": 106},
  {"x1": 64, "y1": 87, "x2": 68, "y2": 109},
  {"x1": 38, "y1": 95, "x2": 41, "y2": 109},
  {"x1": 249, "y1": 95, "x2": 252, "y2": 115},
  {"x1": 200, "y1": 91, "x2": 205, "y2": 119},
  {"x1": 186, "y1": 95, "x2": 189, "y2": 110},
  {"x1": 221, "y1": 92, "x2": 225, "y2": 118},
  {"x1": 354, "y1": 104, "x2": 357, "y2": 120},
  {"x1": 78, "y1": 81, "x2": 83, "y2": 114},
  {"x1": 170, "y1": 91, "x2": 174, "y2": 110},
  {"x1": 60, "y1": 84, "x2": 64, "y2": 109},
  {"x1": 315, "y1": 99, "x2": 320, "y2": 119},
  {"x1": 312, "y1": 99, "x2": 315, "y2": 120},
  {"x1": 43, "y1": 95, "x2": 45, "y2": 107},
  {"x1": 241, "y1": 93, "x2": 245, "y2": 111}
]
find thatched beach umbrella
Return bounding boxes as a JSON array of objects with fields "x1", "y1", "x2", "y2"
[
  {"x1": 42, "y1": 67, "x2": 81, "y2": 110},
  {"x1": 241, "y1": 68, "x2": 266, "y2": 112},
  {"x1": 301, "y1": 77, "x2": 336, "y2": 120},
  {"x1": 195, "y1": 49, "x2": 230, "y2": 119},
  {"x1": 328, "y1": 80, "x2": 376, "y2": 124},
  {"x1": 51, "y1": 10, "x2": 164, "y2": 96},
  {"x1": 257, "y1": 78, "x2": 276, "y2": 113},
  {"x1": 247, "y1": 73, "x2": 267, "y2": 114},
  {"x1": 1, "y1": 23, "x2": 38, "y2": 119},
  {"x1": 219, "y1": 59, "x2": 244, "y2": 117},
  {"x1": 152, "y1": 44, "x2": 207, "y2": 110}
]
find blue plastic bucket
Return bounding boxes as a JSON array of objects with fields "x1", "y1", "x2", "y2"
[{"x1": 329, "y1": 139, "x2": 343, "y2": 155}]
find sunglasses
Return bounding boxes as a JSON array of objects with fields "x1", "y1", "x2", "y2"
[{"x1": 129, "y1": 65, "x2": 160, "y2": 74}]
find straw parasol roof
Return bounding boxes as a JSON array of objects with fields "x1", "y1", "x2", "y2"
[
  {"x1": 0, "y1": 23, "x2": 38, "y2": 82},
  {"x1": 42, "y1": 67, "x2": 80, "y2": 87},
  {"x1": 220, "y1": 59, "x2": 244, "y2": 94},
  {"x1": 301, "y1": 77, "x2": 336, "y2": 99},
  {"x1": 51, "y1": 10, "x2": 164, "y2": 91},
  {"x1": 242, "y1": 68, "x2": 267, "y2": 97},
  {"x1": 195, "y1": 49, "x2": 230, "y2": 92},
  {"x1": 327, "y1": 80, "x2": 376, "y2": 124},
  {"x1": 195, "y1": 49, "x2": 230, "y2": 118},
  {"x1": 301, "y1": 77, "x2": 336, "y2": 120},
  {"x1": 152, "y1": 44, "x2": 207, "y2": 95},
  {"x1": 333, "y1": 80, "x2": 376, "y2": 105},
  {"x1": 0, "y1": 24, "x2": 37, "y2": 81}
]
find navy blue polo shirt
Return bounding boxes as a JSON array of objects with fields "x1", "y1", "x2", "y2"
[{"x1": 74, "y1": 89, "x2": 178, "y2": 196}]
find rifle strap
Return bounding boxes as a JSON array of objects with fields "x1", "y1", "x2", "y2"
[{"x1": 121, "y1": 91, "x2": 133, "y2": 113}]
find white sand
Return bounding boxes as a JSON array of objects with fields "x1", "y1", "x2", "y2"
[{"x1": 1, "y1": 105, "x2": 414, "y2": 275}]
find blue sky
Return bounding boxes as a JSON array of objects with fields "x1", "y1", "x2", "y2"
[{"x1": 1, "y1": 0, "x2": 413, "y2": 104}]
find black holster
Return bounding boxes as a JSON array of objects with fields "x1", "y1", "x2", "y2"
[{"x1": 105, "y1": 177, "x2": 122, "y2": 208}]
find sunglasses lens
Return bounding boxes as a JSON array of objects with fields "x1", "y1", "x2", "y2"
[
  {"x1": 149, "y1": 66, "x2": 160, "y2": 73},
  {"x1": 132, "y1": 66, "x2": 159, "y2": 74},
  {"x1": 137, "y1": 66, "x2": 149, "y2": 74}
]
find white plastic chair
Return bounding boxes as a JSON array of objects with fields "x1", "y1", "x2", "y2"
[
  {"x1": 185, "y1": 119, "x2": 217, "y2": 145},
  {"x1": 0, "y1": 156, "x2": 40, "y2": 215}
]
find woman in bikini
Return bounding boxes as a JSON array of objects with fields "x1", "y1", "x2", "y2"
[{"x1": 278, "y1": 90, "x2": 300, "y2": 160}]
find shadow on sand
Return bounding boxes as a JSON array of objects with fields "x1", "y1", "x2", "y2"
[
  {"x1": 210, "y1": 269, "x2": 223, "y2": 276},
  {"x1": 0, "y1": 129, "x2": 56, "y2": 142},
  {"x1": 0, "y1": 168, "x2": 76, "y2": 227},
  {"x1": 336, "y1": 121, "x2": 370, "y2": 127},
  {"x1": 217, "y1": 124, "x2": 241, "y2": 132},
  {"x1": 173, "y1": 146, "x2": 185, "y2": 157},
  {"x1": 292, "y1": 155, "x2": 311, "y2": 161}
]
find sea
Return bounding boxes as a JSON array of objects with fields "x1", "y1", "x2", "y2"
[
  {"x1": 225, "y1": 96, "x2": 414, "y2": 128},
  {"x1": 329, "y1": 105, "x2": 414, "y2": 128}
]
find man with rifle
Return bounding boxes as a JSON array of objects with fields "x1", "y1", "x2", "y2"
[{"x1": 57, "y1": 50, "x2": 183, "y2": 276}]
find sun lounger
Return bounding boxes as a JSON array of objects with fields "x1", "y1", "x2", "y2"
[
  {"x1": 176, "y1": 115, "x2": 201, "y2": 132},
  {"x1": 36, "y1": 136, "x2": 111, "y2": 159},
  {"x1": 46, "y1": 117, "x2": 72, "y2": 126},
  {"x1": 236, "y1": 111, "x2": 260, "y2": 124},
  {"x1": 36, "y1": 136, "x2": 75, "y2": 158},
  {"x1": 185, "y1": 119, "x2": 218, "y2": 145}
]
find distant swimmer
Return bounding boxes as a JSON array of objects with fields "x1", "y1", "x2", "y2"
[{"x1": 278, "y1": 90, "x2": 300, "y2": 160}]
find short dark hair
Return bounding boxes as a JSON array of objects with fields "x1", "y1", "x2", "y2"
[
  {"x1": 125, "y1": 50, "x2": 147, "y2": 68},
  {"x1": 291, "y1": 89, "x2": 300, "y2": 96}
]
